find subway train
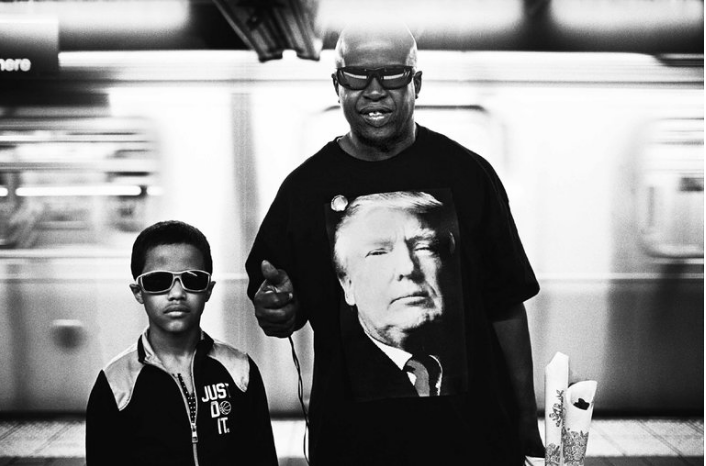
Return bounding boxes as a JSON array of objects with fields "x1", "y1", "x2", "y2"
[{"x1": 0, "y1": 48, "x2": 702, "y2": 417}]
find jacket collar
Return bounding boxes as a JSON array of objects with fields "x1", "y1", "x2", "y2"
[{"x1": 136, "y1": 328, "x2": 214, "y2": 365}]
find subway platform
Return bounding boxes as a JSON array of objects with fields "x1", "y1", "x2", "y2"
[{"x1": 0, "y1": 417, "x2": 702, "y2": 466}]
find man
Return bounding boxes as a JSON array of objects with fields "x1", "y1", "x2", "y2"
[
  {"x1": 246, "y1": 21, "x2": 544, "y2": 465},
  {"x1": 331, "y1": 190, "x2": 465, "y2": 401}
]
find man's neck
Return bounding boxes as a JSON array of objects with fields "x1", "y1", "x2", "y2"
[
  {"x1": 366, "y1": 332, "x2": 413, "y2": 370},
  {"x1": 339, "y1": 124, "x2": 417, "y2": 161}
]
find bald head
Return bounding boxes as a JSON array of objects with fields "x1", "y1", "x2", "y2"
[{"x1": 334, "y1": 22, "x2": 418, "y2": 69}]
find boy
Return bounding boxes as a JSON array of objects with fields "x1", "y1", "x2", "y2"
[{"x1": 86, "y1": 220, "x2": 278, "y2": 466}]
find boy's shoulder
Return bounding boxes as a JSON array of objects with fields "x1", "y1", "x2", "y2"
[
  {"x1": 207, "y1": 337, "x2": 251, "y2": 394},
  {"x1": 102, "y1": 341, "x2": 143, "y2": 411}
]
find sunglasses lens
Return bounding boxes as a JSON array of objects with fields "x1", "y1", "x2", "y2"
[
  {"x1": 379, "y1": 68, "x2": 412, "y2": 88},
  {"x1": 141, "y1": 272, "x2": 174, "y2": 293},
  {"x1": 181, "y1": 270, "x2": 210, "y2": 291},
  {"x1": 339, "y1": 69, "x2": 369, "y2": 90}
]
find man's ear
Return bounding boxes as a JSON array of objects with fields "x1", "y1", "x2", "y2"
[
  {"x1": 337, "y1": 276, "x2": 356, "y2": 307},
  {"x1": 413, "y1": 70, "x2": 422, "y2": 98},
  {"x1": 332, "y1": 73, "x2": 340, "y2": 97},
  {"x1": 447, "y1": 232, "x2": 456, "y2": 255},
  {"x1": 130, "y1": 283, "x2": 144, "y2": 304}
]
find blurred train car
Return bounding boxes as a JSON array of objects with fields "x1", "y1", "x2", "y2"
[{"x1": 0, "y1": 49, "x2": 702, "y2": 416}]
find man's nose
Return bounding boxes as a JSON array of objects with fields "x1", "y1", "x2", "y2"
[
  {"x1": 363, "y1": 76, "x2": 387, "y2": 97},
  {"x1": 393, "y1": 246, "x2": 420, "y2": 279}
]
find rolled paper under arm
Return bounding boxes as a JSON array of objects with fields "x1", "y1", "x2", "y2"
[{"x1": 561, "y1": 380, "x2": 598, "y2": 466}]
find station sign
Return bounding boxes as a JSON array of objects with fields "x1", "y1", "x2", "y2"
[{"x1": 0, "y1": 15, "x2": 59, "y2": 78}]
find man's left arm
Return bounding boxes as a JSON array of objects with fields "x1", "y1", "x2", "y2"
[{"x1": 491, "y1": 302, "x2": 545, "y2": 458}]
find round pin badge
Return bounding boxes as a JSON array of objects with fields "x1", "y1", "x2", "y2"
[{"x1": 331, "y1": 195, "x2": 348, "y2": 212}]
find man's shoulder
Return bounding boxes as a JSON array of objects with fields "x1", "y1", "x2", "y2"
[
  {"x1": 283, "y1": 138, "x2": 340, "y2": 182},
  {"x1": 418, "y1": 125, "x2": 484, "y2": 159},
  {"x1": 417, "y1": 125, "x2": 499, "y2": 176}
]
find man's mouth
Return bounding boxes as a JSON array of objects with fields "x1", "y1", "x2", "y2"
[
  {"x1": 360, "y1": 108, "x2": 392, "y2": 125},
  {"x1": 392, "y1": 291, "x2": 430, "y2": 304}
]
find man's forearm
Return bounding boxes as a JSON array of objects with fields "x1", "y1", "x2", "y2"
[
  {"x1": 491, "y1": 303, "x2": 537, "y2": 413},
  {"x1": 492, "y1": 302, "x2": 545, "y2": 456}
]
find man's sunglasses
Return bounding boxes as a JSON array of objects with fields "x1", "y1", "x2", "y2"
[
  {"x1": 136, "y1": 270, "x2": 211, "y2": 294},
  {"x1": 334, "y1": 66, "x2": 415, "y2": 90}
]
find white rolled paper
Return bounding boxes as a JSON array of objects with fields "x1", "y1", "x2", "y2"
[
  {"x1": 561, "y1": 380, "x2": 597, "y2": 466},
  {"x1": 544, "y1": 352, "x2": 569, "y2": 466}
]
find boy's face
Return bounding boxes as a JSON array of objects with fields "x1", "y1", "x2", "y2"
[{"x1": 130, "y1": 243, "x2": 215, "y2": 339}]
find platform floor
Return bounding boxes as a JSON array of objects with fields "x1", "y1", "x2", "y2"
[{"x1": 0, "y1": 417, "x2": 702, "y2": 465}]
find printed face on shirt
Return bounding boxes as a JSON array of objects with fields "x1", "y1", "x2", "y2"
[
  {"x1": 130, "y1": 243, "x2": 215, "y2": 339},
  {"x1": 334, "y1": 193, "x2": 454, "y2": 351}
]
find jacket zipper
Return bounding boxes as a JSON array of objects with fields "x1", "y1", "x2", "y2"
[
  {"x1": 189, "y1": 357, "x2": 199, "y2": 466},
  {"x1": 170, "y1": 364, "x2": 200, "y2": 466}
]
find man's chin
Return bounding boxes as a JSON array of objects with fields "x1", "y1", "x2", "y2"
[
  {"x1": 390, "y1": 304, "x2": 443, "y2": 322},
  {"x1": 387, "y1": 309, "x2": 443, "y2": 336},
  {"x1": 356, "y1": 126, "x2": 402, "y2": 147},
  {"x1": 396, "y1": 320, "x2": 448, "y2": 354}
]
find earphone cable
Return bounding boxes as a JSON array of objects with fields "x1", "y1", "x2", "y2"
[{"x1": 288, "y1": 335, "x2": 310, "y2": 465}]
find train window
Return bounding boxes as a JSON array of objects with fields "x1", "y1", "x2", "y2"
[
  {"x1": 638, "y1": 118, "x2": 704, "y2": 260},
  {"x1": 0, "y1": 117, "x2": 159, "y2": 251}
]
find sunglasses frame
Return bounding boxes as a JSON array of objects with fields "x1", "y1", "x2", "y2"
[
  {"x1": 135, "y1": 269, "x2": 212, "y2": 294},
  {"x1": 334, "y1": 65, "x2": 416, "y2": 90}
]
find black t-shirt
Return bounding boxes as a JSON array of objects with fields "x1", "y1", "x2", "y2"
[{"x1": 246, "y1": 125, "x2": 539, "y2": 465}]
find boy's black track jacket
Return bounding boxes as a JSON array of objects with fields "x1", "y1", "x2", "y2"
[{"x1": 86, "y1": 330, "x2": 278, "y2": 466}]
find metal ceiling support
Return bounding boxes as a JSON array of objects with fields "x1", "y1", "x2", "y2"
[{"x1": 211, "y1": 0, "x2": 322, "y2": 61}]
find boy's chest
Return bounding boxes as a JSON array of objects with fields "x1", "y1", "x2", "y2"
[{"x1": 125, "y1": 367, "x2": 242, "y2": 436}]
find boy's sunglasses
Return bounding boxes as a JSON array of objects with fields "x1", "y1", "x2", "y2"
[
  {"x1": 136, "y1": 270, "x2": 211, "y2": 294},
  {"x1": 334, "y1": 66, "x2": 415, "y2": 90}
]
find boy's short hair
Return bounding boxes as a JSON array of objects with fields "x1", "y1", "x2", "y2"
[{"x1": 131, "y1": 220, "x2": 213, "y2": 279}]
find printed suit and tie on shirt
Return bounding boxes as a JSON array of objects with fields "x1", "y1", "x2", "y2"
[{"x1": 328, "y1": 190, "x2": 467, "y2": 402}]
